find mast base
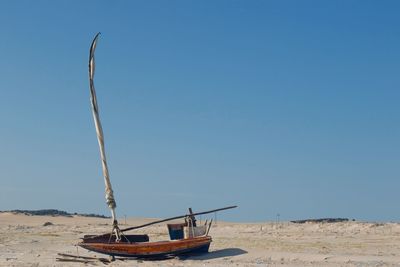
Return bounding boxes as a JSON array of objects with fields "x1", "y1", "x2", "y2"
[{"x1": 109, "y1": 220, "x2": 122, "y2": 242}]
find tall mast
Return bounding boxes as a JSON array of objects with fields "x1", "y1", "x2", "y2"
[{"x1": 88, "y1": 33, "x2": 119, "y2": 229}]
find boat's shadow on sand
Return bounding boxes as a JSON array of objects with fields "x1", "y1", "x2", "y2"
[
  {"x1": 180, "y1": 248, "x2": 248, "y2": 260},
  {"x1": 117, "y1": 248, "x2": 248, "y2": 262}
]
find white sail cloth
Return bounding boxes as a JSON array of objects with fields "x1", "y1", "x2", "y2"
[{"x1": 88, "y1": 33, "x2": 117, "y2": 222}]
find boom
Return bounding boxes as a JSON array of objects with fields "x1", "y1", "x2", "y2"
[{"x1": 120, "y1": 205, "x2": 238, "y2": 233}]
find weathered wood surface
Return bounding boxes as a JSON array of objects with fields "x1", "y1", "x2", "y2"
[
  {"x1": 56, "y1": 253, "x2": 111, "y2": 265},
  {"x1": 83, "y1": 234, "x2": 149, "y2": 243}
]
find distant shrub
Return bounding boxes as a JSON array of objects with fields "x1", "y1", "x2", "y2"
[{"x1": 4, "y1": 209, "x2": 110, "y2": 218}]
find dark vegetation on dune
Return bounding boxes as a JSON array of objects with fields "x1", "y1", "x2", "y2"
[
  {"x1": 1, "y1": 209, "x2": 110, "y2": 218},
  {"x1": 291, "y1": 218, "x2": 350, "y2": 223}
]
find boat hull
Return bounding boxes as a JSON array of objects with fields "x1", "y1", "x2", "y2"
[{"x1": 79, "y1": 235, "x2": 212, "y2": 258}]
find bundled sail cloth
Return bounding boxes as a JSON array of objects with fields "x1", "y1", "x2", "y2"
[{"x1": 88, "y1": 33, "x2": 117, "y2": 220}]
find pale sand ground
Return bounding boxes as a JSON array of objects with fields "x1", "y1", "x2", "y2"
[{"x1": 1, "y1": 213, "x2": 400, "y2": 266}]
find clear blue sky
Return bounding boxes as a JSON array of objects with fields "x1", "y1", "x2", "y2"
[{"x1": 0, "y1": 1, "x2": 399, "y2": 222}]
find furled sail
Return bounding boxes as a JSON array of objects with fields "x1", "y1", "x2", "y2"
[{"x1": 88, "y1": 33, "x2": 118, "y2": 224}]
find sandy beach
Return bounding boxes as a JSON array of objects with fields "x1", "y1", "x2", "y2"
[{"x1": 1, "y1": 212, "x2": 400, "y2": 266}]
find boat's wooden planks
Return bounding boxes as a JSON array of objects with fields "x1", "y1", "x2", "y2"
[{"x1": 79, "y1": 236, "x2": 212, "y2": 258}]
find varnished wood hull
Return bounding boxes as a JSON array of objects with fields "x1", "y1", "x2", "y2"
[{"x1": 79, "y1": 235, "x2": 212, "y2": 258}]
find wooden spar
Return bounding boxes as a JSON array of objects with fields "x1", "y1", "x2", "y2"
[
  {"x1": 86, "y1": 206, "x2": 237, "y2": 240},
  {"x1": 56, "y1": 253, "x2": 111, "y2": 264},
  {"x1": 120, "y1": 205, "x2": 237, "y2": 233},
  {"x1": 88, "y1": 32, "x2": 118, "y2": 224}
]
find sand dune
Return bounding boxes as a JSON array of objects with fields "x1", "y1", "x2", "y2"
[{"x1": 1, "y1": 212, "x2": 399, "y2": 266}]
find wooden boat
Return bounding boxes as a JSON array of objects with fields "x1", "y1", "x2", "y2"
[
  {"x1": 79, "y1": 33, "x2": 236, "y2": 259},
  {"x1": 80, "y1": 235, "x2": 211, "y2": 258},
  {"x1": 79, "y1": 206, "x2": 237, "y2": 258}
]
